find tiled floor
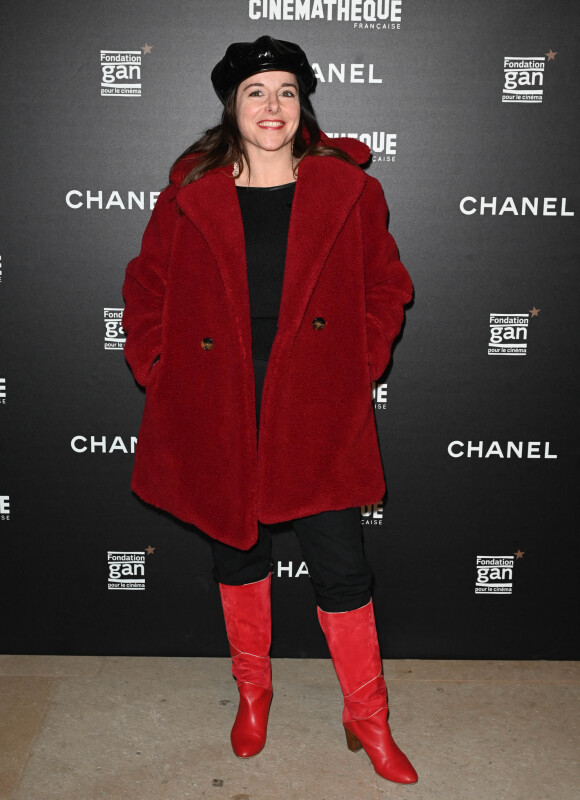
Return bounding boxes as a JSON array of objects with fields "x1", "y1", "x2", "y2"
[{"x1": 0, "y1": 656, "x2": 578, "y2": 800}]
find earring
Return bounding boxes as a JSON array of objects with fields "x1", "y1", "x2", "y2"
[
  {"x1": 232, "y1": 161, "x2": 240, "y2": 178},
  {"x1": 291, "y1": 140, "x2": 295, "y2": 175}
]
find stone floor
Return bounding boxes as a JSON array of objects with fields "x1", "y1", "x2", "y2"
[{"x1": 0, "y1": 656, "x2": 578, "y2": 800}]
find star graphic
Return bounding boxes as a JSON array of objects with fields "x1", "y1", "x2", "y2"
[
  {"x1": 141, "y1": 44, "x2": 153, "y2": 54},
  {"x1": 530, "y1": 306, "x2": 541, "y2": 317},
  {"x1": 145, "y1": 545, "x2": 156, "y2": 555},
  {"x1": 545, "y1": 49, "x2": 557, "y2": 61},
  {"x1": 514, "y1": 550, "x2": 525, "y2": 559}
]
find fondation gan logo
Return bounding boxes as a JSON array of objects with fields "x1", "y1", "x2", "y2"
[
  {"x1": 0, "y1": 495, "x2": 9, "y2": 521},
  {"x1": 100, "y1": 44, "x2": 152, "y2": 97},
  {"x1": 0, "y1": 377, "x2": 6, "y2": 404},
  {"x1": 104, "y1": 308, "x2": 126, "y2": 350},
  {"x1": 108, "y1": 547, "x2": 155, "y2": 590},
  {"x1": 502, "y1": 49, "x2": 556, "y2": 104},
  {"x1": 475, "y1": 551, "x2": 524, "y2": 595},
  {"x1": 248, "y1": 0, "x2": 403, "y2": 30},
  {"x1": 488, "y1": 307, "x2": 540, "y2": 356}
]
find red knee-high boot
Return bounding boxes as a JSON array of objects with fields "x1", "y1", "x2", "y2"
[
  {"x1": 219, "y1": 575, "x2": 273, "y2": 758},
  {"x1": 318, "y1": 600, "x2": 418, "y2": 784}
]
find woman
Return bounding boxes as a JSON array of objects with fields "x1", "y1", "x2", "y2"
[{"x1": 122, "y1": 36, "x2": 417, "y2": 784}]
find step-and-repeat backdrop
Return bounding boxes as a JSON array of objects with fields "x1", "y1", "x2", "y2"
[{"x1": 1, "y1": 1, "x2": 578, "y2": 659}]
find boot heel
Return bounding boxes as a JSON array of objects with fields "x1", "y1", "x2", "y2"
[{"x1": 344, "y1": 724, "x2": 363, "y2": 752}]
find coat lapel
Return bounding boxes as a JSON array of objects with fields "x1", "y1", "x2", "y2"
[
  {"x1": 278, "y1": 155, "x2": 366, "y2": 332},
  {"x1": 176, "y1": 169, "x2": 252, "y2": 349},
  {"x1": 175, "y1": 156, "x2": 367, "y2": 341}
]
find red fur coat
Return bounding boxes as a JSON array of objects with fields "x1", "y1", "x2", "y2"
[{"x1": 122, "y1": 137, "x2": 412, "y2": 549}]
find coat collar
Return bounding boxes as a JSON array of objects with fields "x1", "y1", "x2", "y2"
[{"x1": 176, "y1": 155, "x2": 367, "y2": 336}]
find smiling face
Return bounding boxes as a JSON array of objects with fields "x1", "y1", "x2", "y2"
[{"x1": 235, "y1": 70, "x2": 301, "y2": 160}]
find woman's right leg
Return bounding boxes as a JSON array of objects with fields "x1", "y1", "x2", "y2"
[
  {"x1": 210, "y1": 522, "x2": 272, "y2": 587},
  {"x1": 211, "y1": 523, "x2": 273, "y2": 758},
  {"x1": 209, "y1": 356, "x2": 274, "y2": 758}
]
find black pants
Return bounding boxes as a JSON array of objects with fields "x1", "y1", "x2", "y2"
[{"x1": 210, "y1": 359, "x2": 374, "y2": 612}]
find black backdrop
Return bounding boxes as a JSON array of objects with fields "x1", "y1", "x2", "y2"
[{"x1": 1, "y1": 0, "x2": 578, "y2": 659}]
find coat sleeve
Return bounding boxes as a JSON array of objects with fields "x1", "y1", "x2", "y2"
[
  {"x1": 122, "y1": 184, "x2": 179, "y2": 387},
  {"x1": 360, "y1": 176, "x2": 413, "y2": 382}
]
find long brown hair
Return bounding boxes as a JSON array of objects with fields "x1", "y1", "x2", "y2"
[{"x1": 171, "y1": 85, "x2": 358, "y2": 185}]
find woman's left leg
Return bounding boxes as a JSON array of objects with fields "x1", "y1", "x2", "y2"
[
  {"x1": 292, "y1": 509, "x2": 418, "y2": 784},
  {"x1": 292, "y1": 507, "x2": 372, "y2": 612}
]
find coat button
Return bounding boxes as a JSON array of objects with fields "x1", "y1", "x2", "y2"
[
  {"x1": 312, "y1": 317, "x2": 326, "y2": 330},
  {"x1": 201, "y1": 337, "x2": 214, "y2": 350}
]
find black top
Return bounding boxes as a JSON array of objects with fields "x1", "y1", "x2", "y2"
[{"x1": 236, "y1": 181, "x2": 296, "y2": 360}]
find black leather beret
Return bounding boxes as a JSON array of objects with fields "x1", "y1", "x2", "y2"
[{"x1": 211, "y1": 35, "x2": 316, "y2": 102}]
